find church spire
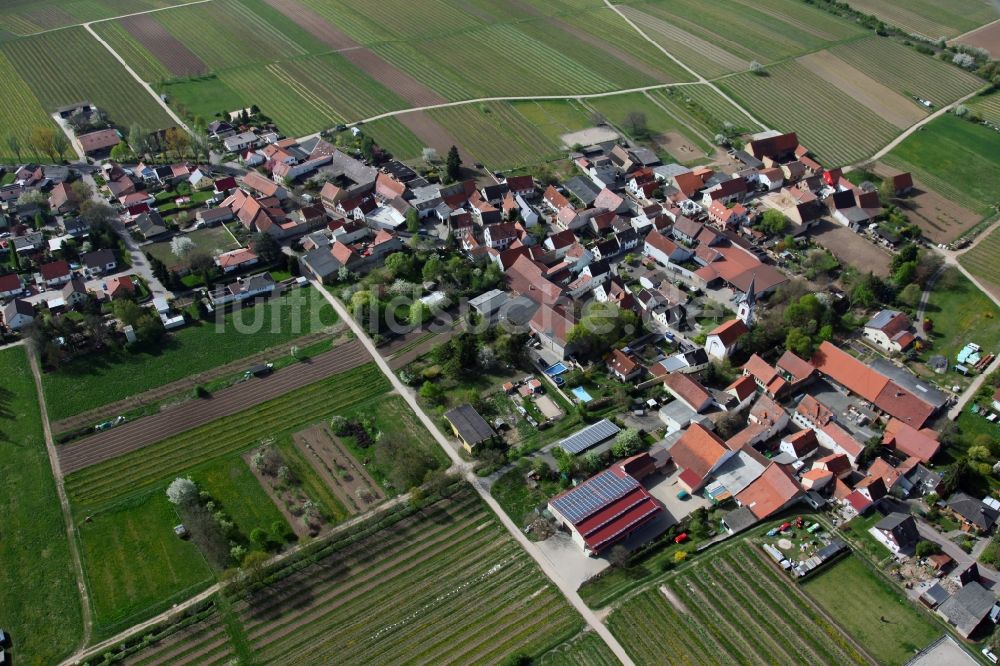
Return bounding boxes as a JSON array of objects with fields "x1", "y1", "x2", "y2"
[{"x1": 738, "y1": 274, "x2": 756, "y2": 327}]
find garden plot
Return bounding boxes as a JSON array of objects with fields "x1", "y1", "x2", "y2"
[{"x1": 293, "y1": 423, "x2": 385, "y2": 515}]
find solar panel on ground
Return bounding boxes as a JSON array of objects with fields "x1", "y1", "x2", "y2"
[
  {"x1": 558, "y1": 419, "x2": 621, "y2": 454},
  {"x1": 550, "y1": 470, "x2": 639, "y2": 524}
]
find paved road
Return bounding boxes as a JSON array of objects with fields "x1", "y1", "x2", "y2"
[
  {"x1": 58, "y1": 339, "x2": 369, "y2": 474},
  {"x1": 915, "y1": 519, "x2": 1000, "y2": 588},
  {"x1": 308, "y1": 279, "x2": 636, "y2": 666}
]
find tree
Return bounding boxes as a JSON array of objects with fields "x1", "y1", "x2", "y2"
[
  {"x1": 128, "y1": 124, "x2": 150, "y2": 157},
  {"x1": 897, "y1": 283, "x2": 921, "y2": 309},
  {"x1": 785, "y1": 327, "x2": 814, "y2": 357},
  {"x1": 71, "y1": 180, "x2": 93, "y2": 202},
  {"x1": 171, "y1": 235, "x2": 196, "y2": 260},
  {"x1": 52, "y1": 132, "x2": 70, "y2": 162},
  {"x1": 892, "y1": 261, "x2": 917, "y2": 287},
  {"x1": 445, "y1": 145, "x2": 462, "y2": 182},
  {"x1": 421, "y1": 147, "x2": 438, "y2": 163},
  {"x1": 623, "y1": 111, "x2": 648, "y2": 139},
  {"x1": 5, "y1": 133, "x2": 22, "y2": 163},
  {"x1": 405, "y1": 207, "x2": 420, "y2": 234},
  {"x1": 166, "y1": 477, "x2": 199, "y2": 505},
  {"x1": 915, "y1": 540, "x2": 942, "y2": 557},
  {"x1": 252, "y1": 232, "x2": 282, "y2": 266},
  {"x1": 749, "y1": 60, "x2": 766, "y2": 75},
  {"x1": 165, "y1": 127, "x2": 190, "y2": 159},
  {"x1": 611, "y1": 428, "x2": 642, "y2": 459},
  {"x1": 360, "y1": 136, "x2": 376, "y2": 162},
  {"x1": 30, "y1": 126, "x2": 57, "y2": 162},
  {"x1": 757, "y1": 209, "x2": 788, "y2": 235}
]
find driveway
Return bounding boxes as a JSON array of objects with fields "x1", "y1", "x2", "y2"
[{"x1": 645, "y1": 467, "x2": 710, "y2": 523}]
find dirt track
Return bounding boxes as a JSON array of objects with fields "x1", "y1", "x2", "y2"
[{"x1": 58, "y1": 339, "x2": 370, "y2": 475}]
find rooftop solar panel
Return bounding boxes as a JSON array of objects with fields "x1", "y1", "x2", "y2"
[
  {"x1": 550, "y1": 470, "x2": 639, "y2": 524},
  {"x1": 558, "y1": 419, "x2": 621, "y2": 454}
]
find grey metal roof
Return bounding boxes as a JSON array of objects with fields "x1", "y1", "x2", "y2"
[
  {"x1": 722, "y1": 505, "x2": 758, "y2": 533},
  {"x1": 444, "y1": 404, "x2": 496, "y2": 445},
  {"x1": 558, "y1": 419, "x2": 621, "y2": 454},
  {"x1": 865, "y1": 309, "x2": 901, "y2": 330},
  {"x1": 938, "y1": 581, "x2": 996, "y2": 636},
  {"x1": 550, "y1": 469, "x2": 638, "y2": 524}
]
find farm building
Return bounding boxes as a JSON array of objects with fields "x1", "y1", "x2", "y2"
[
  {"x1": 556, "y1": 419, "x2": 621, "y2": 455},
  {"x1": 443, "y1": 404, "x2": 496, "y2": 453},
  {"x1": 937, "y1": 581, "x2": 999, "y2": 638},
  {"x1": 547, "y1": 467, "x2": 664, "y2": 556},
  {"x1": 77, "y1": 128, "x2": 121, "y2": 156}
]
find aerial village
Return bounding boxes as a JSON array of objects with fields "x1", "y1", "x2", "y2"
[{"x1": 2, "y1": 107, "x2": 1000, "y2": 656}]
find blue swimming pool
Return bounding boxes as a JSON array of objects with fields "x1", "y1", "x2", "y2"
[
  {"x1": 544, "y1": 362, "x2": 569, "y2": 376},
  {"x1": 571, "y1": 386, "x2": 593, "y2": 403}
]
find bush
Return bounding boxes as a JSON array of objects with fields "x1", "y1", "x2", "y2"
[{"x1": 915, "y1": 540, "x2": 942, "y2": 557}]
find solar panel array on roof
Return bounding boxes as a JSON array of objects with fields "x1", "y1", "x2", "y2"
[
  {"x1": 550, "y1": 470, "x2": 638, "y2": 524},
  {"x1": 558, "y1": 419, "x2": 621, "y2": 454}
]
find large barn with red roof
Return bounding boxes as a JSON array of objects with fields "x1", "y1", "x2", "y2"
[{"x1": 547, "y1": 467, "x2": 664, "y2": 556}]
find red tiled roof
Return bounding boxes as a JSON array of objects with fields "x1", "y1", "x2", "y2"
[
  {"x1": 882, "y1": 418, "x2": 940, "y2": 462},
  {"x1": 783, "y1": 429, "x2": 817, "y2": 457},
  {"x1": 776, "y1": 350, "x2": 813, "y2": 384},
  {"x1": 844, "y1": 490, "x2": 872, "y2": 513},
  {"x1": 243, "y1": 171, "x2": 278, "y2": 197},
  {"x1": 811, "y1": 341, "x2": 888, "y2": 403},
  {"x1": 40, "y1": 260, "x2": 71, "y2": 281},
  {"x1": 821, "y1": 423, "x2": 863, "y2": 458},
  {"x1": 726, "y1": 375, "x2": 757, "y2": 402},
  {"x1": 735, "y1": 463, "x2": 802, "y2": 519},
  {"x1": 105, "y1": 275, "x2": 135, "y2": 298},
  {"x1": 645, "y1": 229, "x2": 679, "y2": 257},
  {"x1": 216, "y1": 247, "x2": 258, "y2": 268},
  {"x1": 708, "y1": 318, "x2": 749, "y2": 347},
  {"x1": 608, "y1": 349, "x2": 639, "y2": 377},
  {"x1": 0, "y1": 273, "x2": 21, "y2": 292},
  {"x1": 815, "y1": 453, "x2": 852, "y2": 478},
  {"x1": 664, "y1": 373, "x2": 713, "y2": 412},
  {"x1": 671, "y1": 424, "x2": 730, "y2": 481}
]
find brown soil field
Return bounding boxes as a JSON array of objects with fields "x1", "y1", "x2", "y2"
[
  {"x1": 57, "y1": 339, "x2": 370, "y2": 474},
  {"x1": 656, "y1": 130, "x2": 700, "y2": 162},
  {"x1": 120, "y1": 14, "x2": 207, "y2": 77},
  {"x1": 875, "y1": 163, "x2": 982, "y2": 243},
  {"x1": 955, "y1": 20, "x2": 1000, "y2": 57},
  {"x1": 797, "y1": 51, "x2": 925, "y2": 129},
  {"x1": 293, "y1": 423, "x2": 383, "y2": 514},
  {"x1": 265, "y1": 0, "x2": 445, "y2": 107},
  {"x1": 809, "y1": 219, "x2": 892, "y2": 276},
  {"x1": 52, "y1": 329, "x2": 341, "y2": 436}
]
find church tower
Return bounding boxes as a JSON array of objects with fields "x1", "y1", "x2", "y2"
[{"x1": 737, "y1": 275, "x2": 756, "y2": 327}]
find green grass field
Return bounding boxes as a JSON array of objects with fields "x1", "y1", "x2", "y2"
[
  {"x1": 361, "y1": 116, "x2": 425, "y2": 160},
  {"x1": 510, "y1": 99, "x2": 594, "y2": 146},
  {"x1": 42, "y1": 287, "x2": 338, "y2": 421},
  {"x1": 921, "y1": 267, "x2": 1000, "y2": 371},
  {"x1": 884, "y1": 115, "x2": 1000, "y2": 213},
  {"x1": 0, "y1": 347, "x2": 83, "y2": 664},
  {"x1": 78, "y1": 490, "x2": 214, "y2": 635},
  {"x1": 721, "y1": 60, "x2": 901, "y2": 166},
  {"x1": 1, "y1": 27, "x2": 172, "y2": 130},
  {"x1": 607, "y1": 542, "x2": 870, "y2": 665},
  {"x1": 194, "y1": 456, "x2": 289, "y2": 542},
  {"x1": 959, "y1": 226, "x2": 1000, "y2": 300},
  {"x1": 144, "y1": 225, "x2": 241, "y2": 271},
  {"x1": 803, "y1": 555, "x2": 941, "y2": 665}
]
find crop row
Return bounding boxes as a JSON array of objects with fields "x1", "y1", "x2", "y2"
[
  {"x1": 280, "y1": 53, "x2": 408, "y2": 121},
  {"x1": 1, "y1": 27, "x2": 172, "y2": 129},
  {"x1": 241, "y1": 492, "x2": 578, "y2": 665},
  {"x1": 721, "y1": 61, "x2": 899, "y2": 165},
  {"x1": 91, "y1": 20, "x2": 172, "y2": 83},
  {"x1": 65, "y1": 364, "x2": 389, "y2": 509},
  {"x1": 538, "y1": 631, "x2": 619, "y2": 666},
  {"x1": 830, "y1": 37, "x2": 984, "y2": 106},
  {"x1": 364, "y1": 116, "x2": 425, "y2": 159},
  {"x1": 847, "y1": 0, "x2": 993, "y2": 39},
  {"x1": 959, "y1": 228, "x2": 1000, "y2": 290},
  {"x1": 428, "y1": 102, "x2": 564, "y2": 169},
  {"x1": 151, "y1": 0, "x2": 304, "y2": 71},
  {"x1": 0, "y1": 51, "x2": 54, "y2": 162},
  {"x1": 607, "y1": 588, "x2": 711, "y2": 664},
  {"x1": 299, "y1": 0, "x2": 482, "y2": 45}
]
